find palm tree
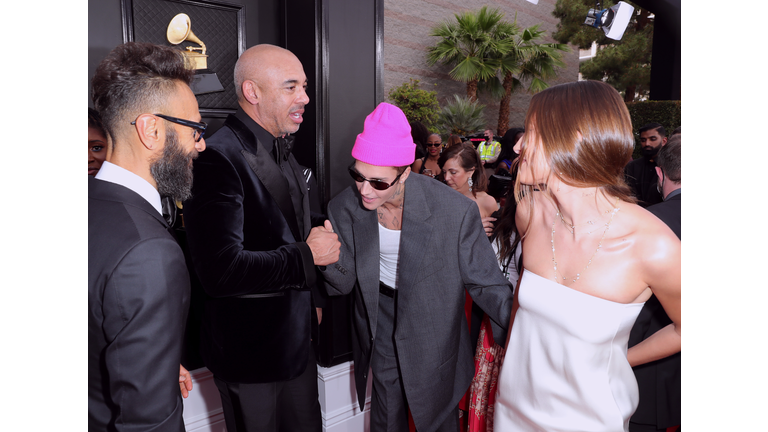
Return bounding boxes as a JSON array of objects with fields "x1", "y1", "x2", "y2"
[
  {"x1": 426, "y1": 6, "x2": 515, "y2": 102},
  {"x1": 436, "y1": 94, "x2": 486, "y2": 137},
  {"x1": 493, "y1": 23, "x2": 569, "y2": 134}
]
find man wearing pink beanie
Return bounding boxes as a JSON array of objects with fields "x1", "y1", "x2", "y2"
[{"x1": 320, "y1": 102, "x2": 513, "y2": 432}]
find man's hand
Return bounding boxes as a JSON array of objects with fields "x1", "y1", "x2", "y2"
[
  {"x1": 307, "y1": 220, "x2": 340, "y2": 266},
  {"x1": 179, "y1": 364, "x2": 193, "y2": 398},
  {"x1": 482, "y1": 216, "x2": 496, "y2": 237}
]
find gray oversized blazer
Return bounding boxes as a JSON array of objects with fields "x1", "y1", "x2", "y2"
[{"x1": 320, "y1": 173, "x2": 513, "y2": 432}]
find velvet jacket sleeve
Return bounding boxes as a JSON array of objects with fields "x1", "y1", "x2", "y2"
[
  {"x1": 102, "y1": 238, "x2": 188, "y2": 432},
  {"x1": 183, "y1": 146, "x2": 316, "y2": 298}
]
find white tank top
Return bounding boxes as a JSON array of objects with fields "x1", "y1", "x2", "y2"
[{"x1": 378, "y1": 223, "x2": 401, "y2": 288}]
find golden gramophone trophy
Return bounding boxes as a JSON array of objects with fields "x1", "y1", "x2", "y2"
[
  {"x1": 166, "y1": 13, "x2": 224, "y2": 95},
  {"x1": 167, "y1": 13, "x2": 208, "y2": 70}
]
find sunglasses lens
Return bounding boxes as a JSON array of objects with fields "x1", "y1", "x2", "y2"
[
  {"x1": 348, "y1": 168, "x2": 364, "y2": 182},
  {"x1": 369, "y1": 181, "x2": 390, "y2": 191},
  {"x1": 348, "y1": 167, "x2": 392, "y2": 190}
]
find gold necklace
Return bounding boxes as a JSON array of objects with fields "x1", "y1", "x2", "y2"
[{"x1": 551, "y1": 202, "x2": 620, "y2": 283}]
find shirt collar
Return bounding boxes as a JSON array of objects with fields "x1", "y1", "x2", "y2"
[
  {"x1": 94, "y1": 161, "x2": 163, "y2": 215},
  {"x1": 665, "y1": 188, "x2": 681, "y2": 200}
]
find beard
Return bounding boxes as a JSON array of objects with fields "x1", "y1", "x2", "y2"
[
  {"x1": 150, "y1": 127, "x2": 198, "y2": 202},
  {"x1": 642, "y1": 145, "x2": 661, "y2": 158}
]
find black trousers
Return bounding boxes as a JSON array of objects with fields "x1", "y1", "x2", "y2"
[
  {"x1": 630, "y1": 423, "x2": 680, "y2": 432},
  {"x1": 213, "y1": 348, "x2": 321, "y2": 432}
]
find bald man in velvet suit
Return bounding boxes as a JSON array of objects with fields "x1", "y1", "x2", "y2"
[{"x1": 182, "y1": 45, "x2": 339, "y2": 432}]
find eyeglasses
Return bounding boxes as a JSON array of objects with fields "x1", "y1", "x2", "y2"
[
  {"x1": 426, "y1": 143, "x2": 442, "y2": 147},
  {"x1": 131, "y1": 114, "x2": 207, "y2": 142},
  {"x1": 348, "y1": 166, "x2": 402, "y2": 191}
]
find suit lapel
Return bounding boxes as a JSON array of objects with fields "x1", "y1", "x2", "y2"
[
  {"x1": 90, "y1": 177, "x2": 169, "y2": 228},
  {"x1": 352, "y1": 203, "x2": 382, "y2": 338},
  {"x1": 397, "y1": 176, "x2": 433, "y2": 299},
  {"x1": 225, "y1": 116, "x2": 303, "y2": 242},
  {"x1": 286, "y1": 156, "x2": 311, "y2": 239}
]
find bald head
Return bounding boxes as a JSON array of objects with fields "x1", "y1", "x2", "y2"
[
  {"x1": 235, "y1": 44, "x2": 300, "y2": 101},
  {"x1": 234, "y1": 44, "x2": 309, "y2": 137}
]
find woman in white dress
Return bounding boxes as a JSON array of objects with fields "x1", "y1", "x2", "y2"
[{"x1": 493, "y1": 80, "x2": 681, "y2": 432}]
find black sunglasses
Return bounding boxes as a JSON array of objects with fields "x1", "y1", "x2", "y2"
[
  {"x1": 131, "y1": 114, "x2": 207, "y2": 142},
  {"x1": 426, "y1": 142, "x2": 442, "y2": 147},
  {"x1": 348, "y1": 166, "x2": 402, "y2": 191}
]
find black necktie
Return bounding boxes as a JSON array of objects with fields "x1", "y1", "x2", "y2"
[{"x1": 274, "y1": 135, "x2": 295, "y2": 163}]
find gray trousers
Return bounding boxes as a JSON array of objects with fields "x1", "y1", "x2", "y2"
[{"x1": 369, "y1": 285, "x2": 459, "y2": 432}]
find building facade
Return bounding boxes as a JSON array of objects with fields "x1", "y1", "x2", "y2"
[{"x1": 382, "y1": 0, "x2": 580, "y2": 133}]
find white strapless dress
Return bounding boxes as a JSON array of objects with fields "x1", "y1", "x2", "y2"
[{"x1": 494, "y1": 270, "x2": 645, "y2": 432}]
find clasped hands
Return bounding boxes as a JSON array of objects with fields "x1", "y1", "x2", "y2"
[{"x1": 307, "y1": 220, "x2": 340, "y2": 266}]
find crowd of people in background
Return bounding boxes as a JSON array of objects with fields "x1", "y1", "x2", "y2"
[{"x1": 89, "y1": 42, "x2": 680, "y2": 432}]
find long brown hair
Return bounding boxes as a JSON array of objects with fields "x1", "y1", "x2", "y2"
[
  {"x1": 514, "y1": 81, "x2": 636, "y2": 208},
  {"x1": 438, "y1": 142, "x2": 487, "y2": 197}
]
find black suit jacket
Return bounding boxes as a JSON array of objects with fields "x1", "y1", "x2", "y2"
[
  {"x1": 628, "y1": 191, "x2": 681, "y2": 428},
  {"x1": 624, "y1": 156, "x2": 663, "y2": 208},
  {"x1": 88, "y1": 177, "x2": 190, "y2": 432},
  {"x1": 183, "y1": 113, "x2": 322, "y2": 383},
  {"x1": 647, "y1": 191, "x2": 680, "y2": 239}
]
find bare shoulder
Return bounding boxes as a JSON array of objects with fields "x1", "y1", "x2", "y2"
[
  {"x1": 411, "y1": 159, "x2": 423, "y2": 172},
  {"x1": 476, "y1": 192, "x2": 499, "y2": 216},
  {"x1": 621, "y1": 203, "x2": 681, "y2": 280}
]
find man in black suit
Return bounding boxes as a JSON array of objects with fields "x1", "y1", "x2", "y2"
[
  {"x1": 89, "y1": 42, "x2": 207, "y2": 431},
  {"x1": 629, "y1": 133, "x2": 681, "y2": 432},
  {"x1": 625, "y1": 123, "x2": 668, "y2": 207},
  {"x1": 182, "y1": 44, "x2": 340, "y2": 432},
  {"x1": 646, "y1": 133, "x2": 681, "y2": 238}
]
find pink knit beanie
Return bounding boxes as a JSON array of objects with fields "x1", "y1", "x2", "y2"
[{"x1": 352, "y1": 102, "x2": 416, "y2": 167}]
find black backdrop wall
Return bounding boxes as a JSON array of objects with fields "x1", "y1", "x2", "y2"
[{"x1": 88, "y1": 0, "x2": 382, "y2": 369}]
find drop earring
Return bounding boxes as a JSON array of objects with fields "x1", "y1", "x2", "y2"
[{"x1": 468, "y1": 177, "x2": 474, "y2": 192}]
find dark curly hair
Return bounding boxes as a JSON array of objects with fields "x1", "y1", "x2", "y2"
[
  {"x1": 91, "y1": 42, "x2": 194, "y2": 148},
  {"x1": 491, "y1": 127, "x2": 523, "y2": 173},
  {"x1": 88, "y1": 108, "x2": 106, "y2": 137},
  {"x1": 409, "y1": 120, "x2": 429, "y2": 160}
]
